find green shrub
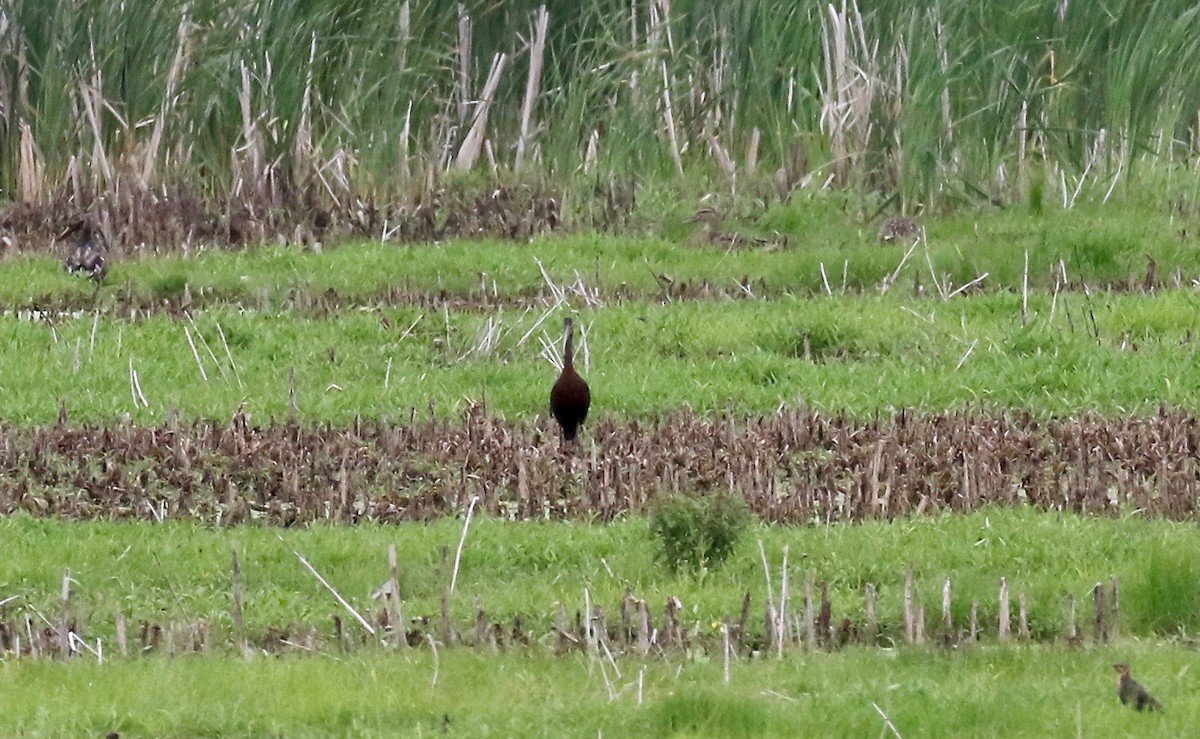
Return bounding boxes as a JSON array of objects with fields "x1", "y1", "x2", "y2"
[{"x1": 649, "y1": 491, "x2": 752, "y2": 573}]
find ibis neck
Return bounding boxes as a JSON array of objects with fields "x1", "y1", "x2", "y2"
[{"x1": 563, "y1": 328, "x2": 575, "y2": 368}]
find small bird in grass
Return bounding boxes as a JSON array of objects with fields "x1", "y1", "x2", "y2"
[
  {"x1": 877, "y1": 215, "x2": 921, "y2": 244},
  {"x1": 61, "y1": 219, "x2": 108, "y2": 286},
  {"x1": 549, "y1": 316, "x2": 590, "y2": 444},
  {"x1": 1114, "y1": 662, "x2": 1162, "y2": 711},
  {"x1": 685, "y1": 207, "x2": 770, "y2": 250}
]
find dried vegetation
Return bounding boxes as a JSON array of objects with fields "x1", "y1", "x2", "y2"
[
  {"x1": 6, "y1": 405, "x2": 1200, "y2": 525},
  {"x1": 0, "y1": 181, "x2": 564, "y2": 258}
]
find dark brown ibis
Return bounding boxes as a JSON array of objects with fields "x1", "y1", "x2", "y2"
[{"x1": 549, "y1": 316, "x2": 590, "y2": 443}]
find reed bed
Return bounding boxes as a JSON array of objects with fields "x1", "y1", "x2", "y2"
[{"x1": 4, "y1": 0, "x2": 1200, "y2": 249}]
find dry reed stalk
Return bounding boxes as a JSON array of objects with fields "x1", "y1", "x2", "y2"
[
  {"x1": 656, "y1": 0, "x2": 676, "y2": 55},
  {"x1": 777, "y1": 545, "x2": 789, "y2": 658},
  {"x1": 818, "y1": 0, "x2": 875, "y2": 187},
  {"x1": 864, "y1": 583, "x2": 877, "y2": 644},
  {"x1": 970, "y1": 599, "x2": 979, "y2": 642},
  {"x1": 636, "y1": 598, "x2": 651, "y2": 656},
  {"x1": 924, "y1": 248, "x2": 949, "y2": 299},
  {"x1": 1103, "y1": 151, "x2": 1124, "y2": 204},
  {"x1": 455, "y1": 53, "x2": 508, "y2": 172},
  {"x1": 473, "y1": 596, "x2": 487, "y2": 646},
  {"x1": 872, "y1": 702, "x2": 904, "y2": 739},
  {"x1": 291, "y1": 31, "x2": 318, "y2": 188},
  {"x1": 583, "y1": 587, "x2": 596, "y2": 655},
  {"x1": 115, "y1": 609, "x2": 128, "y2": 656},
  {"x1": 659, "y1": 596, "x2": 678, "y2": 647},
  {"x1": 58, "y1": 569, "x2": 72, "y2": 657},
  {"x1": 594, "y1": 637, "x2": 617, "y2": 700},
  {"x1": 934, "y1": 6, "x2": 953, "y2": 152},
  {"x1": 955, "y1": 339, "x2": 978, "y2": 370},
  {"x1": 1021, "y1": 250, "x2": 1030, "y2": 326},
  {"x1": 746, "y1": 127, "x2": 760, "y2": 173},
  {"x1": 393, "y1": 99, "x2": 414, "y2": 186},
  {"x1": 819, "y1": 262, "x2": 833, "y2": 296},
  {"x1": 941, "y1": 577, "x2": 952, "y2": 635},
  {"x1": 722, "y1": 622, "x2": 731, "y2": 684},
  {"x1": 818, "y1": 581, "x2": 832, "y2": 648},
  {"x1": 214, "y1": 322, "x2": 244, "y2": 389},
  {"x1": 1018, "y1": 591, "x2": 1029, "y2": 639},
  {"x1": 880, "y1": 240, "x2": 919, "y2": 295},
  {"x1": 287, "y1": 366, "x2": 297, "y2": 421},
  {"x1": 68, "y1": 630, "x2": 102, "y2": 664},
  {"x1": 449, "y1": 495, "x2": 480, "y2": 594},
  {"x1": 757, "y1": 540, "x2": 777, "y2": 650},
  {"x1": 515, "y1": 7, "x2": 549, "y2": 171},
  {"x1": 17, "y1": 120, "x2": 44, "y2": 202},
  {"x1": 457, "y1": 4, "x2": 473, "y2": 123},
  {"x1": 128, "y1": 360, "x2": 149, "y2": 409},
  {"x1": 184, "y1": 326, "x2": 208, "y2": 381},
  {"x1": 80, "y1": 74, "x2": 116, "y2": 189},
  {"x1": 287, "y1": 542, "x2": 375, "y2": 636},
  {"x1": 396, "y1": 1, "x2": 411, "y2": 69},
  {"x1": 425, "y1": 633, "x2": 440, "y2": 687},
  {"x1": 803, "y1": 578, "x2": 815, "y2": 651},
  {"x1": 660, "y1": 62, "x2": 684, "y2": 177},
  {"x1": 1093, "y1": 582, "x2": 1107, "y2": 643},
  {"x1": 141, "y1": 7, "x2": 193, "y2": 187},
  {"x1": 1017, "y1": 100, "x2": 1028, "y2": 177},
  {"x1": 903, "y1": 564, "x2": 914, "y2": 643},
  {"x1": 90, "y1": 312, "x2": 100, "y2": 356},
  {"x1": 230, "y1": 541, "x2": 250, "y2": 658},
  {"x1": 236, "y1": 62, "x2": 263, "y2": 193},
  {"x1": 707, "y1": 134, "x2": 737, "y2": 192},
  {"x1": 946, "y1": 272, "x2": 988, "y2": 299},
  {"x1": 1067, "y1": 594, "x2": 1079, "y2": 644},
  {"x1": 583, "y1": 129, "x2": 599, "y2": 173},
  {"x1": 1109, "y1": 577, "x2": 1120, "y2": 638},
  {"x1": 184, "y1": 316, "x2": 224, "y2": 380},
  {"x1": 998, "y1": 577, "x2": 1011, "y2": 641}
]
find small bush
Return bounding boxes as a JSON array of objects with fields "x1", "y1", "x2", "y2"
[{"x1": 649, "y1": 491, "x2": 752, "y2": 573}]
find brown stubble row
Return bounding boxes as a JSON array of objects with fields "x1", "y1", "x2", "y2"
[
  {"x1": 0, "y1": 571, "x2": 1125, "y2": 661},
  {"x1": 2, "y1": 404, "x2": 1198, "y2": 524},
  {"x1": 4, "y1": 271, "x2": 771, "y2": 320},
  {"x1": 0, "y1": 181, "x2": 564, "y2": 257}
]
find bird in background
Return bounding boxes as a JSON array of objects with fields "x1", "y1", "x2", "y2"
[
  {"x1": 1114, "y1": 662, "x2": 1162, "y2": 712},
  {"x1": 877, "y1": 215, "x2": 921, "y2": 244},
  {"x1": 685, "y1": 207, "x2": 772, "y2": 250},
  {"x1": 61, "y1": 218, "x2": 108, "y2": 286},
  {"x1": 549, "y1": 316, "x2": 590, "y2": 444}
]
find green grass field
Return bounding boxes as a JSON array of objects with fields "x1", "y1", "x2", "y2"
[
  {"x1": 1, "y1": 509, "x2": 1197, "y2": 737},
  {"x1": 5, "y1": 645, "x2": 1193, "y2": 737},
  {"x1": 5, "y1": 197, "x2": 1200, "y2": 736},
  {"x1": 8, "y1": 2, "x2": 1200, "y2": 733},
  {"x1": 5, "y1": 507, "x2": 1200, "y2": 640},
  {"x1": 4, "y1": 200, "x2": 1200, "y2": 426}
]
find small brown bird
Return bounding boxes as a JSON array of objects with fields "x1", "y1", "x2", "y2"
[
  {"x1": 685, "y1": 207, "x2": 769, "y2": 250},
  {"x1": 1114, "y1": 662, "x2": 1162, "y2": 711},
  {"x1": 549, "y1": 316, "x2": 590, "y2": 443},
  {"x1": 877, "y1": 216, "x2": 920, "y2": 244},
  {"x1": 61, "y1": 219, "x2": 108, "y2": 285}
]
